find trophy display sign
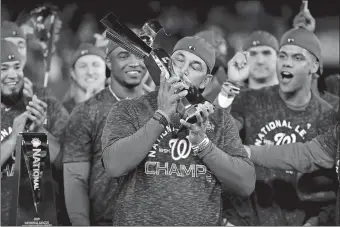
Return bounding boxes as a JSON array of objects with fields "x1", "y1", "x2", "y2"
[
  {"x1": 10, "y1": 133, "x2": 57, "y2": 226},
  {"x1": 100, "y1": 13, "x2": 217, "y2": 136}
]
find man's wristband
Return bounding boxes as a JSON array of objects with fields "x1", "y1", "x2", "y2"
[
  {"x1": 192, "y1": 137, "x2": 211, "y2": 155},
  {"x1": 152, "y1": 111, "x2": 169, "y2": 128},
  {"x1": 156, "y1": 110, "x2": 170, "y2": 123}
]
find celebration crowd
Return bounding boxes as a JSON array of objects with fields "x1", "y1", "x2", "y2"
[{"x1": 1, "y1": 1, "x2": 339, "y2": 226}]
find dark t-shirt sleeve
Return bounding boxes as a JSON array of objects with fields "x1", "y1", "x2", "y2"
[
  {"x1": 250, "y1": 126, "x2": 337, "y2": 173},
  {"x1": 101, "y1": 100, "x2": 137, "y2": 151},
  {"x1": 222, "y1": 110, "x2": 253, "y2": 161},
  {"x1": 230, "y1": 90, "x2": 246, "y2": 128},
  {"x1": 316, "y1": 123, "x2": 338, "y2": 163},
  {"x1": 62, "y1": 103, "x2": 93, "y2": 163},
  {"x1": 34, "y1": 86, "x2": 69, "y2": 140},
  {"x1": 46, "y1": 97, "x2": 70, "y2": 141},
  {"x1": 316, "y1": 108, "x2": 337, "y2": 135}
]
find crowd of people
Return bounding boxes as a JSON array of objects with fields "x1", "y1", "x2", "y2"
[{"x1": 1, "y1": 1, "x2": 339, "y2": 226}]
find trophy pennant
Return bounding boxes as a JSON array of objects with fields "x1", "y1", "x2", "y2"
[
  {"x1": 100, "y1": 13, "x2": 152, "y2": 58},
  {"x1": 10, "y1": 133, "x2": 57, "y2": 226},
  {"x1": 21, "y1": 135, "x2": 47, "y2": 214}
]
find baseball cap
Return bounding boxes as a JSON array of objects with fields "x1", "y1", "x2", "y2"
[
  {"x1": 280, "y1": 28, "x2": 323, "y2": 74},
  {"x1": 243, "y1": 30, "x2": 279, "y2": 52},
  {"x1": 1, "y1": 39, "x2": 22, "y2": 63},
  {"x1": 172, "y1": 36, "x2": 216, "y2": 74},
  {"x1": 1, "y1": 21, "x2": 26, "y2": 39},
  {"x1": 71, "y1": 43, "x2": 106, "y2": 67}
]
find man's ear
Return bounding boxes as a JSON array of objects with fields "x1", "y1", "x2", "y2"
[
  {"x1": 70, "y1": 70, "x2": 77, "y2": 82},
  {"x1": 106, "y1": 58, "x2": 112, "y2": 70},
  {"x1": 199, "y1": 74, "x2": 213, "y2": 89},
  {"x1": 311, "y1": 59, "x2": 319, "y2": 74}
]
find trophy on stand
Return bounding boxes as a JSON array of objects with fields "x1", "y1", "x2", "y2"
[
  {"x1": 100, "y1": 13, "x2": 218, "y2": 136},
  {"x1": 8, "y1": 5, "x2": 59, "y2": 225}
]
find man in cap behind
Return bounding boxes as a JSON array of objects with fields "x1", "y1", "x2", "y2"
[
  {"x1": 224, "y1": 27, "x2": 337, "y2": 226},
  {"x1": 62, "y1": 34, "x2": 147, "y2": 225},
  {"x1": 63, "y1": 43, "x2": 107, "y2": 113},
  {"x1": 1, "y1": 39, "x2": 69, "y2": 225},
  {"x1": 100, "y1": 35, "x2": 255, "y2": 225},
  {"x1": 242, "y1": 30, "x2": 280, "y2": 90}
]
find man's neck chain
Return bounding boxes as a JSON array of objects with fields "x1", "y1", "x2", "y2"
[
  {"x1": 108, "y1": 85, "x2": 145, "y2": 101},
  {"x1": 109, "y1": 85, "x2": 125, "y2": 101}
]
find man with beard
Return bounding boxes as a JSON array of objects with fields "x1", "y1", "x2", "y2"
[
  {"x1": 62, "y1": 37, "x2": 147, "y2": 225},
  {"x1": 100, "y1": 35, "x2": 255, "y2": 225},
  {"x1": 1, "y1": 21, "x2": 35, "y2": 99},
  {"x1": 225, "y1": 28, "x2": 337, "y2": 226},
  {"x1": 2, "y1": 20, "x2": 71, "y2": 225},
  {"x1": 245, "y1": 113, "x2": 339, "y2": 225},
  {"x1": 1, "y1": 40, "x2": 69, "y2": 225},
  {"x1": 63, "y1": 43, "x2": 107, "y2": 113},
  {"x1": 242, "y1": 31, "x2": 279, "y2": 90}
]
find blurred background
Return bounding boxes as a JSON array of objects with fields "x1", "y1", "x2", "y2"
[{"x1": 2, "y1": 0, "x2": 339, "y2": 100}]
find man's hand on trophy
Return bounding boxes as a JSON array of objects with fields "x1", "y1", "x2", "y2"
[
  {"x1": 12, "y1": 112, "x2": 30, "y2": 135},
  {"x1": 157, "y1": 72, "x2": 188, "y2": 120},
  {"x1": 23, "y1": 77, "x2": 34, "y2": 98},
  {"x1": 180, "y1": 101, "x2": 214, "y2": 145},
  {"x1": 227, "y1": 52, "x2": 250, "y2": 85},
  {"x1": 293, "y1": 8, "x2": 315, "y2": 32},
  {"x1": 26, "y1": 95, "x2": 48, "y2": 132},
  {"x1": 142, "y1": 71, "x2": 156, "y2": 93}
]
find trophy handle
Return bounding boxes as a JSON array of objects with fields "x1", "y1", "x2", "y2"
[
  {"x1": 100, "y1": 13, "x2": 152, "y2": 57},
  {"x1": 140, "y1": 20, "x2": 169, "y2": 47}
]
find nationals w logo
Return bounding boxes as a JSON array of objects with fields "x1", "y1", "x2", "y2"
[{"x1": 169, "y1": 137, "x2": 192, "y2": 161}]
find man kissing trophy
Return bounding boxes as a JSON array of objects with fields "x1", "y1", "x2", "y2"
[
  {"x1": 99, "y1": 13, "x2": 255, "y2": 226},
  {"x1": 100, "y1": 13, "x2": 224, "y2": 135}
]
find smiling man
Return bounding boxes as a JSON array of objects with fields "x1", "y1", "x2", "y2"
[
  {"x1": 224, "y1": 28, "x2": 337, "y2": 226},
  {"x1": 62, "y1": 36, "x2": 147, "y2": 226},
  {"x1": 1, "y1": 21, "x2": 37, "y2": 99},
  {"x1": 100, "y1": 35, "x2": 255, "y2": 225},
  {"x1": 1, "y1": 39, "x2": 69, "y2": 226},
  {"x1": 63, "y1": 43, "x2": 107, "y2": 113}
]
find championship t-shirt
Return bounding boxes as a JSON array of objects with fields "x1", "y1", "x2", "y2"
[
  {"x1": 229, "y1": 85, "x2": 336, "y2": 225},
  {"x1": 62, "y1": 88, "x2": 119, "y2": 225},
  {"x1": 101, "y1": 91, "x2": 251, "y2": 226},
  {"x1": 1, "y1": 85, "x2": 70, "y2": 226}
]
